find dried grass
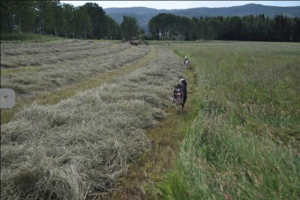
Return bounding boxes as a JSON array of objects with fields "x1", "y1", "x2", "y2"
[
  {"x1": 1, "y1": 42, "x2": 120, "y2": 68},
  {"x1": 1, "y1": 44, "x2": 150, "y2": 96},
  {"x1": 1, "y1": 39, "x2": 93, "y2": 56},
  {"x1": 1, "y1": 47, "x2": 185, "y2": 199}
]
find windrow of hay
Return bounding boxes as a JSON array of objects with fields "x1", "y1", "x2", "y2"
[
  {"x1": 1, "y1": 39, "x2": 90, "y2": 54},
  {"x1": 1, "y1": 47, "x2": 185, "y2": 199},
  {"x1": 1, "y1": 42, "x2": 121, "y2": 68},
  {"x1": 1, "y1": 44, "x2": 150, "y2": 95},
  {"x1": 1, "y1": 41, "x2": 110, "y2": 56}
]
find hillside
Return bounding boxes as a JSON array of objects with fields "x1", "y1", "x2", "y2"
[{"x1": 105, "y1": 3, "x2": 300, "y2": 32}]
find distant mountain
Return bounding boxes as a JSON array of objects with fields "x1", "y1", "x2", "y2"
[
  {"x1": 105, "y1": 4, "x2": 300, "y2": 32},
  {"x1": 105, "y1": 7, "x2": 159, "y2": 15},
  {"x1": 170, "y1": 4, "x2": 300, "y2": 18}
]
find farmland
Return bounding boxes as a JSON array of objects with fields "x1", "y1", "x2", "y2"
[
  {"x1": 158, "y1": 42, "x2": 300, "y2": 199},
  {"x1": 1, "y1": 39, "x2": 186, "y2": 199},
  {"x1": 1, "y1": 39, "x2": 300, "y2": 200}
]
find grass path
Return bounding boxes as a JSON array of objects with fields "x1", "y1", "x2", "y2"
[
  {"x1": 1, "y1": 46, "x2": 156, "y2": 124},
  {"x1": 104, "y1": 53, "x2": 200, "y2": 200}
]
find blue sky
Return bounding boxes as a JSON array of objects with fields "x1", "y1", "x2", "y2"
[{"x1": 61, "y1": 1, "x2": 300, "y2": 9}]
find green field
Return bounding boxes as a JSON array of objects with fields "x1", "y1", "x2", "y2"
[
  {"x1": 1, "y1": 39, "x2": 300, "y2": 199},
  {"x1": 158, "y1": 42, "x2": 300, "y2": 199}
]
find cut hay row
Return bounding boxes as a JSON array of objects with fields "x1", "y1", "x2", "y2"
[
  {"x1": 1, "y1": 42, "x2": 123, "y2": 68},
  {"x1": 1, "y1": 47, "x2": 157, "y2": 125},
  {"x1": 1, "y1": 39, "x2": 86, "y2": 51},
  {"x1": 1, "y1": 47, "x2": 185, "y2": 199},
  {"x1": 0, "y1": 43, "x2": 125, "y2": 71},
  {"x1": 0, "y1": 39, "x2": 91, "y2": 49},
  {"x1": 0, "y1": 39, "x2": 81, "y2": 55},
  {"x1": 1, "y1": 45, "x2": 150, "y2": 96},
  {"x1": 1, "y1": 41, "x2": 112, "y2": 56}
]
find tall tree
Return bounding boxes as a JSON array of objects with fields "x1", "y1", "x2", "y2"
[
  {"x1": 106, "y1": 15, "x2": 121, "y2": 39},
  {"x1": 52, "y1": 2, "x2": 65, "y2": 37},
  {"x1": 148, "y1": 16, "x2": 160, "y2": 40},
  {"x1": 120, "y1": 16, "x2": 139, "y2": 39},
  {"x1": 61, "y1": 3, "x2": 75, "y2": 38},
  {"x1": 35, "y1": 1, "x2": 55, "y2": 35},
  {"x1": 292, "y1": 17, "x2": 300, "y2": 41},
  {"x1": 73, "y1": 6, "x2": 92, "y2": 39},
  {"x1": 1, "y1": 1, "x2": 14, "y2": 33},
  {"x1": 82, "y1": 3, "x2": 106, "y2": 39},
  {"x1": 13, "y1": 1, "x2": 35, "y2": 35}
]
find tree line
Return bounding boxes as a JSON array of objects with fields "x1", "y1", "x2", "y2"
[
  {"x1": 149, "y1": 13, "x2": 300, "y2": 42},
  {"x1": 1, "y1": 1, "x2": 299, "y2": 42},
  {"x1": 1, "y1": 1, "x2": 138, "y2": 40}
]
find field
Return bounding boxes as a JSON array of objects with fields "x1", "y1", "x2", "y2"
[
  {"x1": 1, "y1": 39, "x2": 300, "y2": 200},
  {"x1": 158, "y1": 42, "x2": 300, "y2": 199},
  {"x1": 1, "y1": 39, "x2": 186, "y2": 199}
]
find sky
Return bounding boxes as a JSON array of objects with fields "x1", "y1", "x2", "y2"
[{"x1": 61, "y1": 1, "x2": 300, "y2": 10}]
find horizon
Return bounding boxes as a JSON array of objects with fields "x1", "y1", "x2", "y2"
[
  {"x1": 104, "y1": 3, "x2": 300, "y2": 10},
  {"x1": 61, "y1": 1, "x2": 300, "y2": 10}
]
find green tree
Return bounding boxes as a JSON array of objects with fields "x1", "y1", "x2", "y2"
[
  {"x1": 52, "y1": 2, "x2": 65, "y2": 37},
  {"x1": 73, "y1": 6, "x2": 92, "y2": 39},
  {"x1": 35, "y1": 1, "x2": 55, "y2": 35},
  {"x1": 179, "y1": 17, "x2": 195, "y2": 40},
  {"x1": 106, "y1": 15, "x2": 121, "y2": 39},
  {"x1": 292, "y1": 17, "x2": 300, "y2": 41},
  {"x1": 195, "y1": 19, "x2": 207, "y2": 40},
  {"x1": 120, "y1": 16, "x2": 139, "y2": 39},
  {"x1": 139, "y1": 28, "x2": 145, "y2": 39},
  {"x1": 9, "y1": 1, "x2": 35, "y2": 35},
  {"x1": 82, "y1": 3, "x2": 106, "y2": 39},
  {"x1": 148, "y1": 13, "x2": 180, "y2": 40},
  {"x1": 148, "y1": 17, "x2": 160, "y2": 40},
  {"x1": 1, "y1": 1, "x2": 14, "y2": 33},
  {"x1": 61, "y1": 3, "x2": 75, "y2": 38},
  {"x1": 148, "y1": 13, "x2": 195, "y2": 41}
]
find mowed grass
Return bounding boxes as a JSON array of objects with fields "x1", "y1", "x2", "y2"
[
  {"x1": 158, "y1": 42, "x2": 300, "y2": 199},
  {"x1": 1, "y1": 43, "x2": 150, "y2": 124},
  {"x1": 1, "y1": 46, "x2": 186, "y2": 199}
]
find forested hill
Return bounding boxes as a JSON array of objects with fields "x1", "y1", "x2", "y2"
[{"x1": 105, "y1": 4, "x2": 300, "y2": 32}]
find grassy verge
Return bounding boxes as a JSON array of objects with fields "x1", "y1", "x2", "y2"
[
  {"x1": 158, "y1": 42, "x2": 300, "y2": 199},
  {"x1": 1, "y1": 33, "x2": 60, "y2": 42},
  {"x1": 1, "y1": 46, "x2": 156, "y2": 124}
]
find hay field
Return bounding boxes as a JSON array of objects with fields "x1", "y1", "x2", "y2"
[
  {"x1": 1, "y1": 41, "x2": 151, "y2": 94},
  {"x1": 1, "y1": 39, "x2": 185, "y2": 199},
  {"x1": 1, "y1": 40, "x2": 154, "y2": 123},
  {"x1": 3, "y1": 39, "x2": 299, "y2": 200},
  {"x1": 158, "y1": 41, "x2": 300, "y2": 200}
]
